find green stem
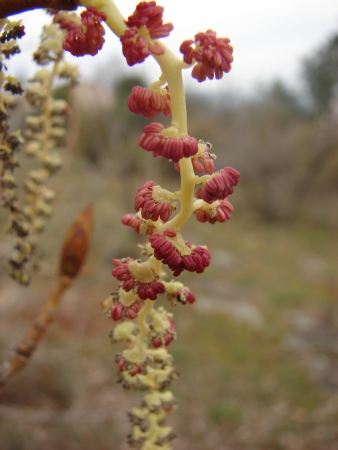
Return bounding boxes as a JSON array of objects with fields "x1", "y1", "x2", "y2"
[
  {"x1": 137, "y1": 299, "x2": 153, "y2": 341},
  {"x1": 86, "y1": 0, "x2": 197, "y2": 230},
  {"x1": 154, "y1": 48, "x2": 187, "y2": 134},
  {"x1": 80, "y1": 0, "x2": 127, "y2": 36}
]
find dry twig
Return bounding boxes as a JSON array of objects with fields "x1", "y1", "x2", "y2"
[
  {"x1": 0, "y1": 205, "x2": 93, "y2": 389},
  {"x1": 0, "y1": 0, "x2": 79, "y2": 19}
]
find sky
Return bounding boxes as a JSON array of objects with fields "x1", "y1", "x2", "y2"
[{"x1": 7, "y1": 0, "x2": 338, "y2": 97}]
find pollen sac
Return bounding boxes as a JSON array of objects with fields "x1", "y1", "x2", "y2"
[
  {"x1": 111, "y1": 298, "x2": 142, "y2": 321},
  {"x1": 138, "y1": 123, "x2": 198, "y2": 163},
  {"x1": 196, "y1": 166, "x2": 240, "y2": 204},
  {"x1": 180, "y1": 29, "x2": 233, "y2": 82},
  {"x1": 112, "y1": 257, "x2": 165, "y2": 300},
  {"x1": 56, "y1": 6, "x2": 107, "y2": 57},
  {"x1": 152, "y1": 317, "x2": 176, "y2": 348},
  {"x1": 175, "y1": 141, "x2": 215, "y2": 174},
  {"x1": 120, "y1": 29, "x2": 151, "y2": 66},
  {"x1": 128, "y1": 86, "x2": 171, "y2": 119},
  {"x1": 135, "y1": 181, "x2": 174, "y2": 222},
  {"x1": 125, "y1": 1, "x2": 173, "y2": 39},
  {"x1": 149, "y1": 229, "x2": 211, "y2": 277},
  {"x1": 121, "y1": 213, "x2": 155, "y2": 236},
  {"x1": 120, "y1": 1, "x2": 173, "y2": 66},
  {"x1": 195, "y1": 198, "x2": 234, "y2": 224}
]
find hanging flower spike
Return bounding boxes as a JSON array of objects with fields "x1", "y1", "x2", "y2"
[
  {"x1": 195, "y1": 198, "x2": 234, "y2": 224},
  {"x1": 174, "y1": 141, "x2": 215, "y2": 174},
  {"x1": 149, "y1": 229, "x2": 211, "y2": 277},
  {"x1": 121, "y1": 1, "x2": 173, "y2": 66},
  {"x1": 125, "y1": 1, "x2": 174, "y2": 39},
  {"x1": 196, "y1": 166, "x2": 240, "y2": 204},
  {"x1": 56, "y1": 6, "x2": 107, "y2": 57},
  {"x1": 112, "y1": 258, "x2": 165, "y2": 300},
  {"x1": 135, "y1": 181, "x2": 174, "y2": 222},
  {"x1": 122, "y1": 213, "x2": 155, "y2": 236},
  {"x1": 180, "y1": 29, "x2": 233, "y2": 82},
  {"x1": 128, "y1": 86, "x2": 172, "y2": 119},
  {"x1": 139, "y1": 123, "x2": 198, "y2": 163}
]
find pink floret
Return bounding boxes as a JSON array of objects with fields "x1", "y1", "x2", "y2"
[{"x1": 196, "y1": 167, "x2": 240, "y2": 204}]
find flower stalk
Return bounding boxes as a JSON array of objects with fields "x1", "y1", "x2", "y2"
[{"x1": 0, "y1": 205, "x2": 93, "y2": 390}]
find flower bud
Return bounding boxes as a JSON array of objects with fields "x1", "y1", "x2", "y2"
[{"x1": 59, "y1": 205, "x2": 94, "y2": 279}]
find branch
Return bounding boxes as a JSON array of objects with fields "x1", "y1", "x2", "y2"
[
  {"x1": 0, "y1": 206, "x2": 93, "y2": 390},
  {"x1": 0, "y1": 0, "x2": 79, "y2": 19},
  {"x1": 0, "y1": 278, "x2": 71, "y2": 389}
]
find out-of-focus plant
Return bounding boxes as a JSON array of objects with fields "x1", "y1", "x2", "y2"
[
  {"x1": 0, "y1": 8, "x2": 92, "y2": 402},
  {"x1": 216, "y1": 80, "x2": 338, "y2": 224},
  {"x1": 303, "y1": 32, "x2": 338, "y2": 114},
  {"x1": 0, "y1": 205, "x2": 93, "y2": 389},
  {"x1": 1, "y1": 13, "x2": 79, "y2": 284}
]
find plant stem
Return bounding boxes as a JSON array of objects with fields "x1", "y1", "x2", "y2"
[
  {"x1": 0, "y1": 275, "x2": 72, "y2": 390},
  {"x1": 86, "y1": 0, "x2": 196, "y2": 232},
  {"x1": 138, "y1": 298, "x2": 153, "y2": 341}
]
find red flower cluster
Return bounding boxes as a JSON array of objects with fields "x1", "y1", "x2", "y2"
[
  {"x1": 175, "y1": 141, "x2": 214, "y2": 174},
  {"x1": 57, "y1": 6, "x2": 107, "y2": 57},
  {"x1": 112, "y1": 258, "x2": 165, "y2": 300},
  {"x1": 167, "y1": 287, "x2": 196, "y2": 305},
  {"x1": 121, "y1": 213, "x2": 155, "y2": 235},
  {"x1": 135, "y1": 181, "x2": 174, "y2": 222},
  {"x1": 139, "y1": 123, "x2": 198, "y2": 163},
  {"x1": 196, "y1": 166, "x2": 240, "y2": 204},
  {"x1": 120, "y1": 29, "x2": 153, "y2": 65},
  {"x1": 195, "y1": 199, "x2": 234, "y2": 224},
  {"x1": 117, "y1": 356, "x2": 143, "y2": 377},
  {"x1": 54, "y1": 11, "x2": 80, "y2": 31},
  {"x1": 121, "y1": 1, "x2": 173, "y2": 66},
  {"x1": 149, "y1": 229, "x2": 211, "y2": 276},
  {"x1": 152, "y1": 318, "x2": 176, "y2": 348},
  {"x1": 128, "y1": 86, "x2": 171, "y2": 119},
  {"x1": 180, "y1": 29, "x2": 233, "y2": 82},
  {"x1": 122, "y1": 213, "x2": 143, "y2": 234},
  {"x1": 111, "y1": 298, "x2": 142, "y2": 321},
  {"x1": 125, "y1": 1, "x2": 173, "y2": 39}
]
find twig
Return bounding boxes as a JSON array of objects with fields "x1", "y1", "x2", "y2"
[
  {"x1": 0, "y1": 0, "x2": 79, "y2": 19},
  {"x1": 0, "y1": 205, "x2": 93, "y2": 390},
  {"x1": 0, "y1": 276, "x2": 72, "y2": 389}
]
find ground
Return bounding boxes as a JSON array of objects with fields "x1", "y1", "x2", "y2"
[{"x1": 0, "y1": 164, "x2": 338, "y2": 449}]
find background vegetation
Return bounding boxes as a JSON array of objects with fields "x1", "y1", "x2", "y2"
[{"x1": 0, "y1": 27, "x2": 338, "y2": 450}]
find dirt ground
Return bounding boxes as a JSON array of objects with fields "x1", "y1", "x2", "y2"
[{"x1": 1, "y1": 165, "x2": 338, "y2": 450}]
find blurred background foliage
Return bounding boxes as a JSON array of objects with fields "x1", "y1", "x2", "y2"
[
  {"x1": 61, "y1": 27, "x2": 338, "y2": 226},
  {"x1": 0, "y1": 27, "x2": 338, "y2": 450}
]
